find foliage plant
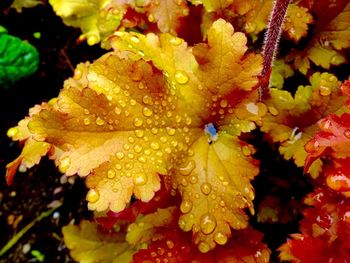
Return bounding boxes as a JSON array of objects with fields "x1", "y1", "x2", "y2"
[{"x1": 5, "y1": 0, "x2": 350, "y2": 262}]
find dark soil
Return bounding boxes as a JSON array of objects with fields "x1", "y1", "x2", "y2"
[
  {"x1": 0, "y1": 2, "x2": 313, "y2": 263},
  {"x1": 0, "y1": 3, "x2": 103, "y2": 262}
]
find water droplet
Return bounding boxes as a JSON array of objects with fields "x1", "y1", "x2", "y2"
[
  {"x1": 180, "y1": 200, "x2": 193, "y2": 213},
  {"x1": 201, "y1": 183, "x2": 212, "y2": 195},
  {"x1": 166, "y1": 127, "x2": 176, "y2": 136},
  {"x1": 59, "y1": 156, "x2": 71, "y2": 173},
  {"x1": 138, "y1": 156, "x2": 147, "y2": 163},
  {"x1": 86, "y1": 189, "x2": 99, "y2": 203},
  {"x1": 134, "y1": 118, "x2": 143, "y2": 127},
  {"x1": 174, "y1": 70, "x2": 189, "y2": 84},
  {"x1": 319, "y1": 86, "x2": 331, "y2": 96},
  {"x1": 246, "y1": 103, "x2": 259, "y2": 115},
  {"x1": 130, "y1": 36, "x2": 140, "y2": 43},
  {"x1": 151, "y1": 128, "x2": 158, "y2": 135},
  {"x1": 114, "y1": 107, "x2": 122, "y2": 115},
  {"x1": 116, "y1": 152, "x2": 124, "y2": 160},
  {"x1": 143, "y1": 107, "x2": 153, "y2": 117},
  {"x1": 175, "y1": 115, "x2": 182, "y2": 123},
  {"x1": 214, "y1": 232, "x2": 227, "y2": 245},
  {"x1": 134, "y1": 173, "x2": 147, "y2": 186},
  {"x1": 170, "y1": 37, "x2": 182, "y2": 46},
  {"x1": 179, "y1": 160, "x2": 195, "y2": 176},
  {"x1": 200, "y1": 213, "x2": 217, "y2": 234},
  {"x1": 268, "y1": 106, "x2": 279, "y2": 116},
  {"x1": 135, "y1": 129, "x2": 144, "y2": 138},
  {"x1": 95, "y1": 117, "x2": 105, "y2": 126},
  {"x1": 166, "y1": 240, "x2": 174, "y2": 249},
  {"x1": 134, "y1": 144, "x2": 143, "y2": 153},
  {"x1": 142, "y1": 95, "x2": 153, "y2": 105},
  {"x1": 107, "y1": 169, "x2": 116, "y2": 179},
  {"x1": 148, "y1": 14, "x2": 155, "y2": 22},
  {"x1": 165, "y1": 147, "x2": 172, "y2": 154},
  {"x1": 178, "y1": 219, "x2": 186, "y2": 229},
  {"x1": 190, "y1": 175, "x2": 198, "y2": 184},
  {"x1": 198, "y1": 242, "x2": 210, "y2": 253},
  {"x1": 74, "y1": 69, "x2": 83, "y2": 80},
  {"x1": 220, "y1": 100, "x2": 228, "y2": 108},
  {"x1": 150, "y1": 142, "x2": 160, "y2": 150},
  {"x1": 130, "y1": 99, "x2": 136, "y2": 106}
]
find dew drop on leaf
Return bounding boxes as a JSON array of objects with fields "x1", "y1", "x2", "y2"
[
  {"x1": 95, "y1": 117, "x2": 105, "y2": 126},
  {"x1": 116, "y1": 152, "x2": 124, "y2": 160},
  {"x1": 166, "y1": 127, "x2": 176, "y2": 136},
  {"x1": 143, "y1": 107, "x2": 153, "y2": 117},
  {"x1": 130, "y1": 36, "x2": 140, "y2": 44},
  {"x1": 86, "y1": 189, "x2": 100, "y2": 203},
  {"x1": 107, "y1": 169, "x2": 116, "y2": 179},
  {"x1": 200, "y1": 213, "x2": 217, "y2": 235},
  {"x1": 214, "y1": 232, "x2": 228, "y2": 245},
  {"x1": 200, "y1": 182, "x2": 212, "y2": 195},
  {"x1": 198, "y1": 241, "x2": 210, "y2": 253},
  {"x1": 83, "y1": 118, "x2": 90, "y2": 125},
  {"x1": 319, "y1": 86, "x2": 331, "y2": 96},
  {"x1": 59, "y1": 156, "x2": 71, "y2": 173},
  {"x1": 133, "y1": 144, "x2": 143, "y2": 153},
  {"x1": 150, "y1": 142, "x2": 160, "y2": 150},
  {"x1": 174, "y1": 70, "x2": 189, "y2": 84},
  {"x1": 170, "y1": 37, "x2": 182, "y2": 46},
  {"x1": 133, "y1": 118, "x2": 143, "y2": 127},
  {"x1": 179, "y1": 160, "x2": 196, "y2": 176},
  {"x1": 134, "y1": 173, "x2": 147, "y2": 186},
  {"x1": 134, "y1": 129, "x2": 144, "y2": 138},
  {"x1": 180, "y1": 200, "x2": 193, "y2": 213}
]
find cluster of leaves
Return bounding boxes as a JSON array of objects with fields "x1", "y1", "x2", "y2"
[
  {"x1": 4, "y1": 0, "x2": 350, "y2": 262},
  {"x1": 279, "y1": 79, "x2": 350, "y2": 262}
]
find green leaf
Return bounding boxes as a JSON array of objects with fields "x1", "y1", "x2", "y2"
[{"x1": 0, "y1": 30, "x2": 39, "y2": 88}]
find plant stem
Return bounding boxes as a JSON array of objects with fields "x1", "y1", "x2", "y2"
[{"x1": 259, "y1": 0, "x2": 291, "y2": 100}]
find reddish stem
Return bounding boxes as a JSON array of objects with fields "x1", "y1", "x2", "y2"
[{"x1": 259, "y1": 0, "x2": 291, "y2": 100}]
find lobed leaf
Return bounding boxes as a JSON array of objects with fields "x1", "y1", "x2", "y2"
[
  {"x1": 261, "y1": 72, "x2": 347, "y2": 178},
  {"x1": 63, "y1": 220, "x2": 136, "y2": 263},
  {"x1": 174, "y1": 133, "x2": 258, "y2": 252},
  {"x1": 282, "y1": 3, "x2": 313, "y2": 43},
  {"x1": 287, "y1": 1, "x2": 350, "y2": 74},
  {"x1": 8, "y1": 19, "x2": 262, "y2": 252}
]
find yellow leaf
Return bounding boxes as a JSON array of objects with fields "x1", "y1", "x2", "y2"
[
  {"x1": 174, "y1": 133, "x2": 259, "y2": 252},
  {"x1": 189, "y1": 0, "x2": 233, "y2": 12},
  {"x1": 63, "y1": 220, "x2": 136, "y2": 263},
  {"x1": 146, "y1": 0, "x2": 189, "y2": 34},
  {"x1": 11, "y1": 0, "x2": 43, "y2": 12},
  {"x1": 283, "y1": 4, "x2": 313, "y2": 43},
  {"x1": 49, "y1": 0, "x2": 124, "y2": 46},
  {"x1": 287, "y1": 2, "x2": 350, "y2": 74},
  {"x1": 261, "y1": 72, "x2": 347, "y2": 178},
  {"x1": 126, "y1": 207, "x2": 177, "y2": 246},
  {"x1": 270, "y1": 60, "x2": 294, "y2": 89},
  {"x1": 9, "y1": 20, "x2": 262, "y2": 252},
  {"x1": 230, "y1": 0, "x2": 274, "y2": 35}
]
